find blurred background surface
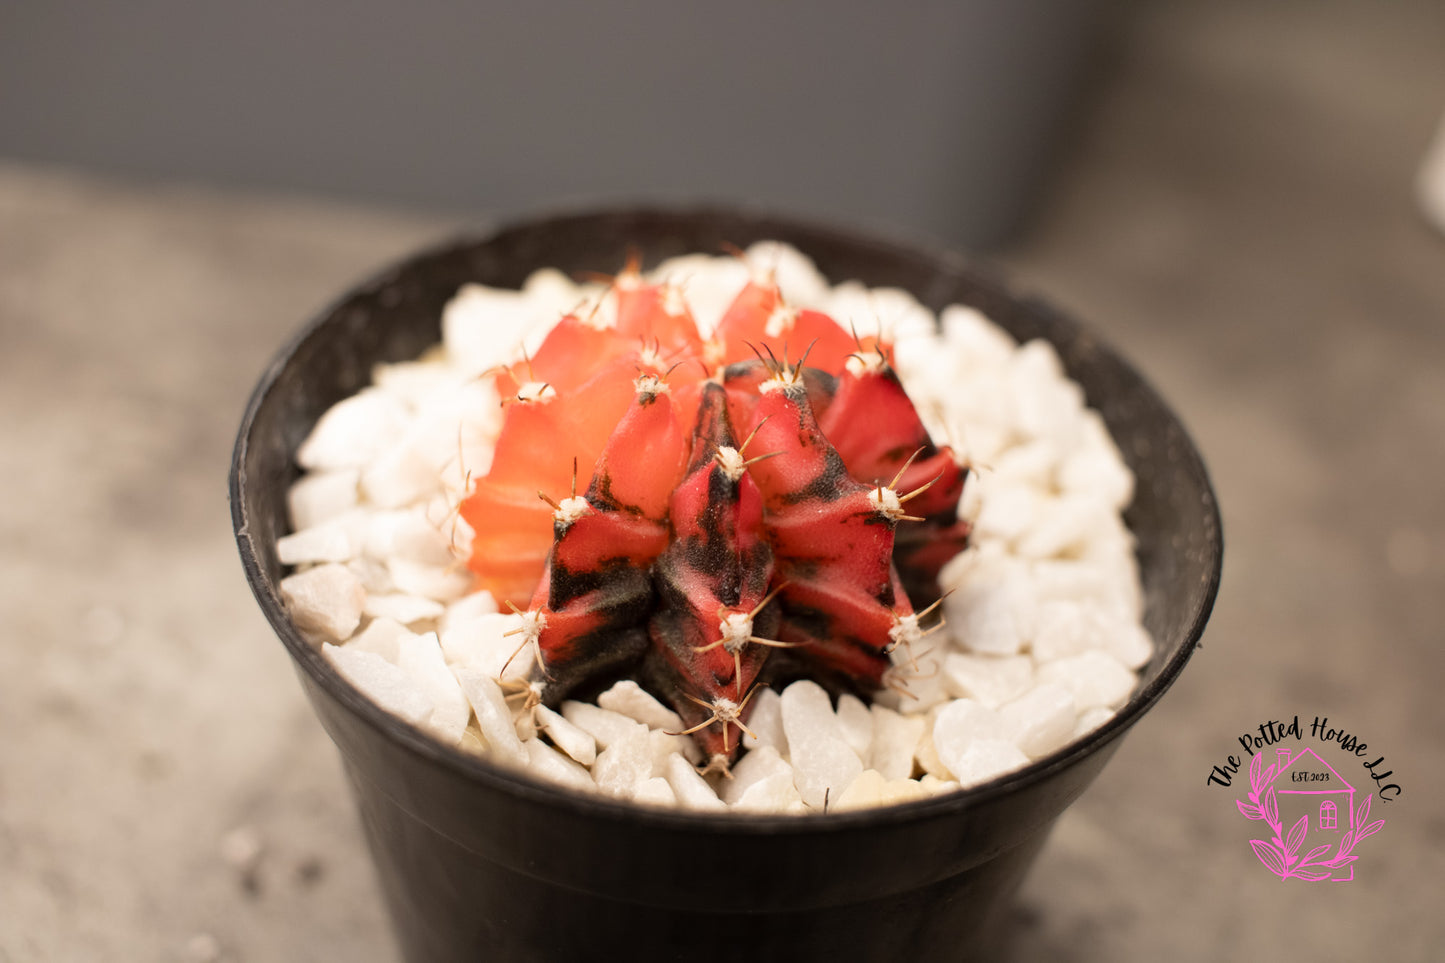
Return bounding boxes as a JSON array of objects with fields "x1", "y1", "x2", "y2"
[
  {"x1": 0, "y1": 0, "x2": 1111, "y2": 248},
  {"x1": 3, "y1": 0, "x2": 1443, "y2": 960}
]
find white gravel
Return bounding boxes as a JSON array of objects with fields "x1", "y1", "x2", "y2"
[{"x1": 281, "y1": 243, "x2": 1147, "y2": 814}]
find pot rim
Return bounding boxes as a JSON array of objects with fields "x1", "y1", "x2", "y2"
[{"x1": 230, "y1": 204, "x2": 1222, "y2": 837}]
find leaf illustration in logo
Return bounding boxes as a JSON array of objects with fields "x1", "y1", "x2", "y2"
[
  {"x1": 1263, "y1": 786, "x2": 1280, "y2": 827},
  {"x1": 1301, "y1": 843, "x2": 1332, "y2": 865},
  {"x1": 1285, "y1": 815, "x2": 1308, "y2": 862},
  {"x1": 1236, "y1": 800, "x2": 1265, "y2": 820},
  {"x1": 1358, "y1": 818, "x2": 1384, "y2": 843},
  {"x1": 1293, "y1": 867, "x2": 1333, "y2": 882},
  {"x1": 1335, "y1": 828, "x2": 1355, "y2": 858},
  {"x1": 1250, "y1": 838, "x2": 1287, "y2": 878},
  {"x1": 1249, "y1": 753, "x2": 1264, "y2": 791},
  {"x1": 1355, "y1": 793, "x2": 1371, "y2": 829}
]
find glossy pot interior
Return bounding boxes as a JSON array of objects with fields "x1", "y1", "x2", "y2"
[{"x1": 231, "y1": 208, "x2": 1222, "y2": 962}]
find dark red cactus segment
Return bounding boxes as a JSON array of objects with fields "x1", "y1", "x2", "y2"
[
  {"x1": 820, "y1": 354, "x2": 970, "y2": 602},
  {"x1": 647, "y1": 383, "x2": 781, "y2": 759},
  {"x1": 527, "y1": 378, "x2": 687, "y2": 701},
  {"x1": 734, "y1": 368, "x2": 913, "y2": 690}
]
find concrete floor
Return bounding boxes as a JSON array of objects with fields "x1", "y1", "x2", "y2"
[{"x1": 3, "y1": 1, "x2": 1442, "y2": 959}]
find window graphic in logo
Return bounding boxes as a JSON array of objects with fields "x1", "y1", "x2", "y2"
[{"x1": 1236, "y1": 747, "x2": 1385, "y2": 881}]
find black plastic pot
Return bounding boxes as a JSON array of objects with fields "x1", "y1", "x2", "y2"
[{"x1": 231, "y1": 208, "x2": 1221, "y2": 963}]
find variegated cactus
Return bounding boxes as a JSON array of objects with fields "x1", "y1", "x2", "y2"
[{"x1": 461, "y1": 258, "x2": 970, "y2": 770}]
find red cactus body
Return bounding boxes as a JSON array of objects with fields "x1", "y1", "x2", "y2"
[{"x1": 463, "y1": 262, "x2": 969, "y2": 769}]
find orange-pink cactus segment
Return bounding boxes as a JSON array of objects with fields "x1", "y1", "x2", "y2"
[
  {"x1": 613, "y1": 275, "x2": 705, "y2": 358},
  {"x1": 461, "y1": 357, "x2": 639, "y2": 607},
  {"x1": 527, "y1": 379, "x2": 689, "y2": 697},
  {"x1": 712, "y1": 277, "x2": 863, "y2": 376}
]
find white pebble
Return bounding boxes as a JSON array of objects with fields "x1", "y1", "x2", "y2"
[
  {"x1": 740, "y1": 685, "x2": 787, "y2": 755},
  {"x1": 287, "y1": 468, "x2": 360, "y2": 530},
  {"x1": 940, "y1": 550, "x2": 1035, "y2": 656},
  {"x1": 664, "y1": 754, "x2": 726, "y2": 812},
  {"x1": 363, "y1": 592, "x2": 445, "y2": 625},
  {"x1": 868, "y1": 704, "x2": 924, "y2": 781},
  {"x1": 345, "y1": 557, "x2": 394, "y2": 594},
  {"x1": 942, "y1": 653, "x2": 1034, "y2": 708},
  {"x1": 439, "y1": 612, "x2": 532, "y2": 681},
  {"x1": 361, "y1": 433, "x2": 444, "y2": 509},
  {"x1": 443, "y1": 284, "x2": 553, "y2": 377},
  {"x1": 720, "y1": 745, "x2": 793, "y2": 806},
  {"x1": 1014, "y1": 493, "x2": 1106, "y2": 560},
  {"x1": 364, "y1": 508, "x2": 454, "y2": 566},
  {"x1": 989, "y1": 439, "x2": 1060, "y2": 491},
  {"x1": 1073, "y1": 706, "x2": 1116, "y2": 739},
  {"x1": 452, "y1": 667, "x2": 526, "y2": 767},
  {"x1": 944, "y1": 739, "x2": 1031, "y2": 789},
  {"x1": 276, "y1": 511, "x2": 367, "y2": 565},
  {"x1": 940, "y1": 304, "x2": 1017, "y2": 368},
  {"x1": 972, "y1": 484, "x2": 1045, "y2": 545},
  {"x1": 387, "y1": 558, "x2": 472, "y2": 602},
  {"x1": 732, "y1": 770, "x2": 805, "y2": 813},
  {"x1": 535, "y1": 704, "x2": 596, "y2": 766},
  {"x1": 780, "y1": 681, "x2": 863, "y2": 810},
  {"x1": 997, "y1": 684, "x2": 1077, "y2": 759},
  {"x1": 323, "y1": 643, "x2": 430, "y2": 726},
  {"x1": 561, "y1": 701, "x2": 647, "y2": 750},
  {"x1": 650, "y1": 727, "x2": 703, "y2": 769},
  {"x1": 597, "y1": 680, "x2": 684, "y2": 732},
  {"x1": 281, "y1": 564, "x2": 365, "y2": 642},
  {"x1": 522, "y1": 738, "x2": 596, "y2": 793},
  {"x1": 881, "y1": 777, "x2": 930, "y2": 806},
  {"x1": 1037, "y1": 651, "x2": 1137, "y2": 710},
  {"x1": 1059, "y1": 411, "x2": 1134, "y2": 509},
  {"x1": 592, "y1": 725, "x2": 653, "y2": 799},
  {"x1": 832, "y1": 769, "x2": 887, "y2": 811},
  {"x1": 296, "y1": 388, "x2": 409, "y2": 471},
  {"x1": 913, "y1": 709, "x2": 952, "y2": 780},
  {"x1": 439, "y1": 590, "x2": 500, "y2": 630},
  {"x1": 932, "y1": 700, "x2": 1008, "y2": 757},
  {"x1": 396, "y1": 630, "x2": 471, "y2": 744},
  {"x1": 633, "y1": 777, "x2": 679, "y2": 807},
  {"x1": 346, "y1": 616, "x2": 410, "y2": 663},
  {"x1": 835, "y1": 693, "x2": 874, "y2": 763},
  {"x1": 920, "y1": 773, "x2": 962, "y2": 795},
  {"x1": 885, "y1": 648, "x2": 951, "y2": 715},
  {"x1": 746, "y1": 241, "x2": 830, "y2": 307}
]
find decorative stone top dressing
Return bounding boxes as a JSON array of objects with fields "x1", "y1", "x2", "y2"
[{"x1": 277, "y1": 242, "x2": 1150, "y2": 813}]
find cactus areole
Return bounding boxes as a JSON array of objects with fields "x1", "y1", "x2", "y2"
[{"x1": 460, "y1": 258, "x2": 971, "y2": 770}]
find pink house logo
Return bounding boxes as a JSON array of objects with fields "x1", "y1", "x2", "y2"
[{"x1": 1237, "y1": 746, "x2": 1384, "y2": 881}]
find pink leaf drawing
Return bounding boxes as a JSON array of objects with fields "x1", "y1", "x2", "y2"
[
  {"x1": 1285, "y1": 815, "x2": 1308, "y2": 862},
  {"x1": 1250, "y1": 838, "x2": 1287, "y2": 877},
  {"x1": 1249, "y1": 753, "x2": 1264, "y2": 791},
  {"x1": 1236, "y1": 800, "x2": 1265, "y2": 820},
  {"x1": 1329, "y1": 854, "x2": 1359, "y2": 868},
  {"x1": 1355, "y1": 793, "x2": 1371, "y2": 829},
  {"x1": 1335, "y1": 829, "x2": 1355, "y2": 857},
  {"x1": 1263, "y1": 786, "x2": 1280, "y2": 827},
  {"x1": 1292, "y1": 867, "x2": 1333, "y2": 882},
  {"x1": 1358, "y1": 819, "x2": 1385, "y2": 843},
  {"x1": 1301, "y1": 843, "x2": 1332, "y2": 865},
  {"x1": 1262, "y1": 763, "x2": 1277, "y2": 788}
]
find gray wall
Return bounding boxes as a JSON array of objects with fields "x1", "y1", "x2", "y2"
[{"x1": 1, "y1": 1, "x2": 1107, "y2": 246}]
